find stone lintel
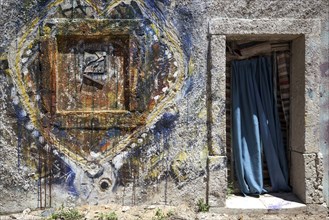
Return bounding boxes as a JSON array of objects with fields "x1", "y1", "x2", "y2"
[{"x1": 209, "y1": 18, "x2": 321, "y2": 37}]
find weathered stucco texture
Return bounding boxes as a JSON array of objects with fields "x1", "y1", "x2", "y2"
[{"x1": 0, "y1": 0, "x2": 328, "y2": 213}]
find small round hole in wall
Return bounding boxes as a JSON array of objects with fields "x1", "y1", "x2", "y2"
[
  {"x1": 101, "y1": 181, "x2": 109, "y2": 190},
  {"x1": 99, "y1": 178, "x2": 111, "y2": 191}
]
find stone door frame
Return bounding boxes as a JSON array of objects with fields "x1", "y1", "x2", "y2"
[{"x1": 208, "y1": 18, "x2": 323, "y2": 205}]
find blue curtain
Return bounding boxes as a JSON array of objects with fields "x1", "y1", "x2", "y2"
[{"x1": 232, "y1": 57, "x2": 291, "y2": 195}]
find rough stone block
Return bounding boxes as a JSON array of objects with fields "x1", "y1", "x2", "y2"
[
  {"x1": 210, "y1": 35, "x2": 226, "y2": 101},
  {"x1": 303, "y1": 35, "x2": 321, "y2": 154},
  {"x1": 210, "y1": 35, "x2": 226, "y2": 156},
  {"x1": 291, "y1": 152, "x2": 324, "y2": 204},
  {"x1": 304, "y1": 125, "x2": 320, "y2": 153},
  {"x1": 208, "y1": 156, "x2": 227, "y2": 207}
]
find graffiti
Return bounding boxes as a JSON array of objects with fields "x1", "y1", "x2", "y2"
[{"x1": 5, "y1": 0, "x2": 186, "y2": 208}]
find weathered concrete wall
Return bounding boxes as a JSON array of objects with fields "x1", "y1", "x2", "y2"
[
  {"x1": 319, "y1": 18, "x2": 329, "y2": 207},
  {"x1": 0, "y1": 0, "x2": 328, "y2": 213}
]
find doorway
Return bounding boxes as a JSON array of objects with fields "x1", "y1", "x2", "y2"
[{"x1": 226, "y1": 40, "x2": 292, "y2": 195}]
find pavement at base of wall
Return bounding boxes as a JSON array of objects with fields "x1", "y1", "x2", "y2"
[{"x1": 0, "y1": 193, "x2": 327, "y2": 220}]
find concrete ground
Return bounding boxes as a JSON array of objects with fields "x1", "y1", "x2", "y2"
[
  {"x1": 207, "y1": 193, "x2": 328, "y2": 220},
  {"x1": 0, "y1": 193, "x2": 328, "y2": 219},
  {"x1": 226, "y1": 193, "x2": 306, "y2": 210}
]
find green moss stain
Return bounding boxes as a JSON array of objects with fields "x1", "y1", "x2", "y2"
[
  {"x1": 148, "y1": 167, "x2": 161, "y2": 181},
  {"x1": 42, "y1": 26, "x2": 52, "y2": 37},
  {"x1": 170, "y1": 151, "x2": 188, "y2": 182},
  {"x1": 200, "y1": 146, "x2": 208, "y2": 167},
  {"x1": 150, "y1": 152, "x2": 165, "y2": 167},
  {"x1": 198, "y1": 108, "x2": 207, "y2": 119},
  {"x1": 176, "y1": 150, "x2": 188, "y2": 162},
  {"x1": 188, "y1": 58, "x2": 195, "y2": 76}
]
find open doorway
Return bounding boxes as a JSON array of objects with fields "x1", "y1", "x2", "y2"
[{"x1": 226, "y1": 40, "x2": 292, "y2": 195}]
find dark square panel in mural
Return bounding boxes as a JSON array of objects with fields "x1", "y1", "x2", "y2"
[{"x1": 56, "y1": 36, "x2": 129, "y2": 112}]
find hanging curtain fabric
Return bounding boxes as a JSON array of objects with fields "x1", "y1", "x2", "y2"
[
  {"x1": 276, "y1": 52, "x2": 290, "y2": 146},
  {"x1": 232, "y1": 56, "x2": 291, "y2": 195}
]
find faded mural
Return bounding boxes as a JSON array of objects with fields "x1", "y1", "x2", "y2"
[
  {"x1": 1, "y1": 0, "x2": 199, "y2": 210},
  {"x1": 0, "y1": 0, "x2": 328, "y2": 213}
]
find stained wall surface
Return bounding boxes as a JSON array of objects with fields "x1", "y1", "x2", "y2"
[{"x1": 0, "y1": 0, "x2": 328, "y2": 213}]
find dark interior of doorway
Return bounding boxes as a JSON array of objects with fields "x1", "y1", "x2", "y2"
[{"x1": 226, "y1": 40, "x2": 292, "y2": 194}]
